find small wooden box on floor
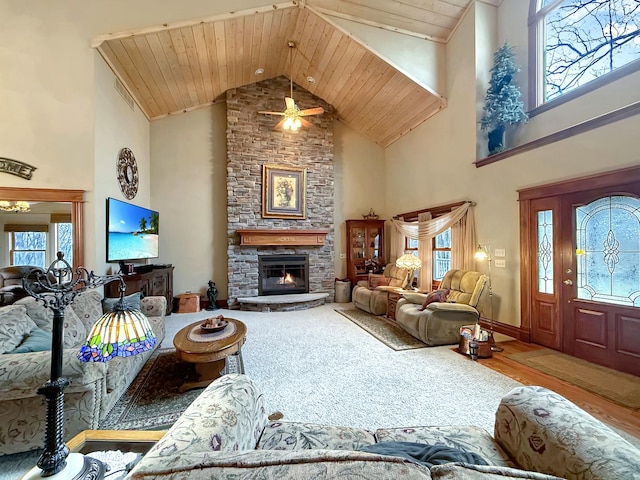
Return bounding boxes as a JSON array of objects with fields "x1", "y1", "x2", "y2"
[{"x1": 176, "y1": 293, "x2": 200, "y2": 313}]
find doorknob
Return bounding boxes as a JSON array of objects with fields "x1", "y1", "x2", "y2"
[{"x1": 563, "y1": 279, "x2": 573, "y2": 285}]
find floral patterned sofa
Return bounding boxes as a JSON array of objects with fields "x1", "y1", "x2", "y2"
[
  {"x1": 127, "y1": 374, "x2": 640, "y2": 479},
  {"x1": 0, "y1": 290, "x2": 166, "y2": 455}
]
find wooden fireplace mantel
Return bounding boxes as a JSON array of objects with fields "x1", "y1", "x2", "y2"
[{"x1": 237, "y1": 229, "x2": 328, "y2": 246}]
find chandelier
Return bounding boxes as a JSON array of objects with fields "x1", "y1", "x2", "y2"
[{"x1": 0, "y1": 200, "x2": 30, "y2": 212}]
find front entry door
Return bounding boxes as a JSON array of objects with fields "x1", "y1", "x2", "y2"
[
  {"x1": 560, "y1": 187, "x2": 640, "y2": 376},
  {"x1": 521, "y1": 167, "x2": 640, "y2": 377}
]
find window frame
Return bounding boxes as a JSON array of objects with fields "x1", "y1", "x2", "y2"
[
  {"x1": 403, "y1": 226, "x2": 452, "y2": 287},
  {"x1": 528, "y1": 0, "x2": 640, "y2": 114},
  {"x1": 432, "y1": 228, "x2": 451, "y2": 283},
  {"x1": 8, "y1": 226, "x2": 48, "y2": 267}
]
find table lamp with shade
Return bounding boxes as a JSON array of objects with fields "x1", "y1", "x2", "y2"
[
  {"x1": 395, "y1": 253, "x2": 422, "y2": 290},
  {"x1": 21, "y1": 252, "x2": 156, "y2": 480},
  {"x1": 474, "y1": 244, "x2": 503, "y2": 352}
]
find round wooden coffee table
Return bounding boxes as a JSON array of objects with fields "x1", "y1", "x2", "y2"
[{"x1": 173, "y1": 318, "x2": 246, "y2": 393}]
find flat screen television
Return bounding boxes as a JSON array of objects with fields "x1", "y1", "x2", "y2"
[{"x1": 106, "y1": 197, "x2": 159, "y2": 262}]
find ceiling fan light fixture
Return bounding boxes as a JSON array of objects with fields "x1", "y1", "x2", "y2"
[
  {"x1": 282, "y1": 116, "x2": 300, "y2": 131},
  {"x1": 257, "y1": 40, "x2": 323, "y2": 130}
]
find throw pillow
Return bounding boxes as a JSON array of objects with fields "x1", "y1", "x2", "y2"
[
  {"x1": 0, "y1": 305, "x2": 37, "y2": 354},
  {"x1": 13, "y1": 296, "x2": 87, "y2": 347},
  {"x1": 102, "y1": 292, "x2": 142, "y2": 313},
  {"x1": 10, "y1": 327, "x2": 52, "y2": 353},
  {"x1": 14, "y1": 296, "x2": 53, "y2": 332},
  {"x1": 368, "y1": 274, "x2": 391, "y2": 289},
  {"x1": 419, "y1": 289, "x2": 449, "y2": 311}
]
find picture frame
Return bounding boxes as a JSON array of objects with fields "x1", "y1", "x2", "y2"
[{"x1": 262, "y1": 165, "x2": 306, "y2": 219}]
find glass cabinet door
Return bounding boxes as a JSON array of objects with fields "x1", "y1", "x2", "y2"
[
  {"x1": 367, "y1": 228, "x2": 381, "y2": 260},
  {"x1": 351, "y1": 227, "x2": 365, "y2": 259}
]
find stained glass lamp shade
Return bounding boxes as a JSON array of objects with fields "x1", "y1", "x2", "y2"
[{"x1": 78, "y1": 303, "x2": 156, "y2": 362}]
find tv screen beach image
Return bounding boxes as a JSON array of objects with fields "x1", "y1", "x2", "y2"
[{"x1": 107, "y1": 198, "x2": 159, "y2": 261}]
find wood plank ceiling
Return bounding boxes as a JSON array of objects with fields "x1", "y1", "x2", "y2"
[{"x1": 94, "y1": 0, "x2": 501, "y2": 147}]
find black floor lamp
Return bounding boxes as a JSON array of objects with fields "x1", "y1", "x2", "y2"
[
  {"x1": 21, "y1": 252, "x2": 157, "y2": 480},
  {"x1": 474, "y1": 244, "x2": 503, "y2": 352}
]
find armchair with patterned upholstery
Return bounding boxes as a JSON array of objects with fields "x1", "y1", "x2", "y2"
[{"x1": 394, "y1": 269, "x2": 488, "y2": 346}]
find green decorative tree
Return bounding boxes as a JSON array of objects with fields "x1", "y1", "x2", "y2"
[{"x1": 480, "y1": 42, "x2": 528, "y2": 155}]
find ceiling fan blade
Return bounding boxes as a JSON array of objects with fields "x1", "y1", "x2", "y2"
[
  {"x1": 299, "y1": 107, "x2": 324, "y2": 116},
  {"x1": 274, "y1": 118, "x2": 287, "y2": 130},
  {"x1": 299, "y1": 117, "x2": 312, "y2": 128},
  {"x1": 284, "y1": 97, "x2": 296, "y2": 109},
  {"x1": 259, "y1": 111, "x2": 286, "y2": 115}
]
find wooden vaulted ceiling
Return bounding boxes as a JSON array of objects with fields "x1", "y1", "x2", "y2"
[{"x1": 94, "y1": 0, "x2": 501, "y2": 147}]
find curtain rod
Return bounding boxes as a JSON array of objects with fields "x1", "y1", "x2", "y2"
[{"x1": 394, "y1": 200, "x2": 474, "y2": 221}]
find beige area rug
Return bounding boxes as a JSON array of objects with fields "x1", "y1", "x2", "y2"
[
  {"x1": 507, "y1": 349, "x2": 640, "y2": 409},
  {"x1": 100, "y1": 348, "x2": 243, "y2": 430},
  {"x1": 335, "y1": 308, "x2": 427, "y2": 351}
]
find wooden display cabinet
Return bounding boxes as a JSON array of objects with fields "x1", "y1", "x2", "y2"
[
  {"x1": 106, "y1": 266, "x2": 174, "y2": 315},
  {"x1": 345, "y1": 219, "x2": 385, "y2": 286}
]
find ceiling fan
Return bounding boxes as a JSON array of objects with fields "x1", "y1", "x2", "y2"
[{"x1": 259, "y1": 41, "x2": 324, "y2": 131}]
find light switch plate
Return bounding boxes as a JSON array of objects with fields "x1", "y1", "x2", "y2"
[
  {"x1": 495, "y1": 259, "x2": 506, "y2": 268},
  {"x1": 494, "y1": 248, "x2": 506, "y2": 257}
]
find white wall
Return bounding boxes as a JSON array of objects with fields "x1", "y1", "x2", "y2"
[
  {"x1": 333, "y1": 121, "x2": 386, "y2": 279},
  {"x1": 94, "y1": 53, "x2": 151, "y2": 275},
  {"x1": 150, "y1": 104, "x2": 228, "y2": 299}
]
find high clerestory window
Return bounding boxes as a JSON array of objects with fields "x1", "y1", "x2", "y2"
[{"x1": 529, "y1": 0, "x2": 640, "y2": 108}]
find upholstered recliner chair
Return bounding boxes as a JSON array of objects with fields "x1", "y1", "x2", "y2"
[
  {"x1": 0, "y1": 266, "x2": 36, "y2": 306},
  {"x1": 395, "y1": 269, "x2": 488, "y2": 346},
  {"x1": 352, "y1": 263, "x2": 412, "y2": 315}
]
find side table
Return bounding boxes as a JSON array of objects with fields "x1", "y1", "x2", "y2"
[
  {"x1": 22, "y1": 430, "x2": 166, "y2": 480},
  {"x1": 386, "y1": 290, "x2": 403, "y2": 320},
  {"x1": 67, "y1": 429, "x2": 165, "y2": 454}
]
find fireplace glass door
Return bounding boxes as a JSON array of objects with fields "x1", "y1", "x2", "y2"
[{"x1": 259, "y1": 255, "x2": 309, "y2": 295}]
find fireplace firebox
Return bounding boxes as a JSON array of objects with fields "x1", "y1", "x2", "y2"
[{"x1": 258, "y1": 255, "x2": 309, "y2": 296}]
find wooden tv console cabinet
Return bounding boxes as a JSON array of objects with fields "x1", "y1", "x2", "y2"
[{"x1": 106, "y1": 266, "x2": 174, "y2": 315}]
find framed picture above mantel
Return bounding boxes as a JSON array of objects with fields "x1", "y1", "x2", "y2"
[{"x1": 262, "y1": 165, "x2": 306, "y2": 219}]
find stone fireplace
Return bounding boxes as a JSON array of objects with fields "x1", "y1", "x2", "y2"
[
  {"x1": 258, "y1": 254, "x2": 309, "y2": 296},
  {"x1": 225, "y1": 77, "x2": 335, "y2": 306}
]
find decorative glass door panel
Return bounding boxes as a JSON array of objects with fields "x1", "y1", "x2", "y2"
[
  {"x1": 537, "y1": 210, "x2": 554, "y2": 294},
  {"x1": 529, "y1": 199, "x2": 561, "y2": 350},
  {"x1": 575, "y1": 196, "x2": 640, "y2": 307}
]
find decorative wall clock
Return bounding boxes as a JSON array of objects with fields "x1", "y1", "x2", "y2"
[{"x1": 117, "y1": 147, "x2": 139, "y2": 199}]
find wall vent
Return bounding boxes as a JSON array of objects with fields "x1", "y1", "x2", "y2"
[{"x1": 114, "y1": 77, "x2": 135, "y2": 111}]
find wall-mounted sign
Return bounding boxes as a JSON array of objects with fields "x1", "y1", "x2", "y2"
[{"x1": 0, "y1": 157, "x2": 36, "y2": 180}]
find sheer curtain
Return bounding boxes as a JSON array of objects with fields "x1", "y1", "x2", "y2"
[
  {"x1": 418, "y1": 212, "x2": 432, "y2": 290},
  {"x1": 390, "y1": 217, "x2": 408, "y2": 264},
  {"x1": 451, "y1": 207, "x2": 477, "y2": 270},
  {"x1": 390, "y1": 202, "x2": 476, "y2": 290}
]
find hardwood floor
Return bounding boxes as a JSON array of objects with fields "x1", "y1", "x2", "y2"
[{"x1": 482, "y1": 340, "x2": 640, "y2": 441}]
